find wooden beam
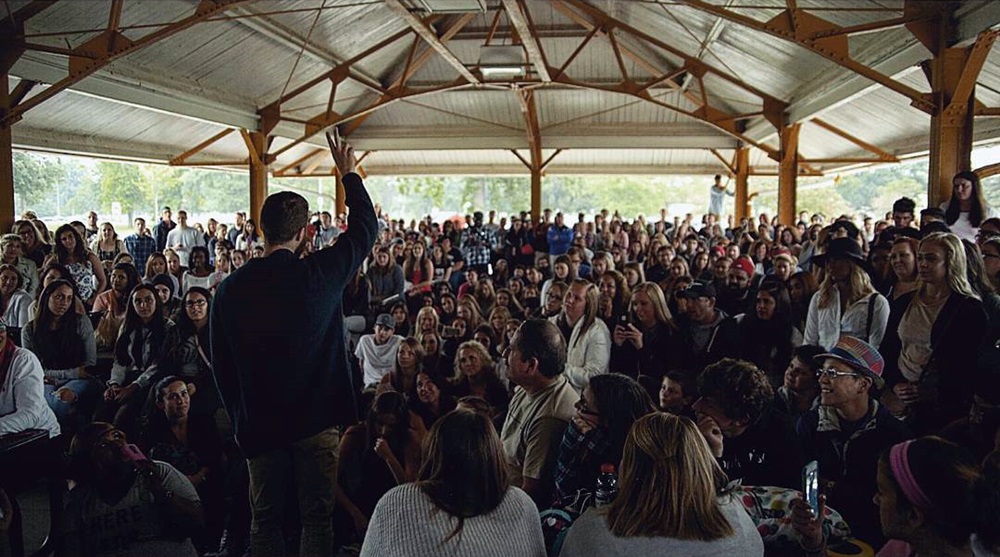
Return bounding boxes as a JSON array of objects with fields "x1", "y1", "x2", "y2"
[
  {"x1": 1, "y1": 0, "x2": 253, "y2": 128},
  {"x1": 0, "y1": 72, "x2": 13, "y2": 233},
  {"x1": 240, "y1": 128, "x2": 262, "y2": 167},
  {"x1": 6, "y1": 0, "x2": 59, "y2": 25},
  {"x1": 341, "y1": 14, "x2": 475, "y2": 138},
  {"x1": 383, "y1": 0, "x2": 479, "y2": 84},
  {"x1": 800, "y1": 157, "x2": 900, "y2": 164},
  {"x1": 709, "y1": 148, "x2": 735, "y2": 174},
  {"x1": 501, "y1": 0, "x2": 551, "y2": 82},
  {"x1": 172, "y1": 159, "x2": 249, "y2": 167},
  {"x1": 976, "y1": 106, "x2": 1000, "y2": 117},
  {"x1": 8, "y1": 79, "x2": 36, "y2": 106},
  {"x1": 946, "y1": 29, "x2": 999, "y2": 114},
  {"x1": 169, "y1": 128, "x2": 234, "y2": 165},
  {"x1": 274, "y1": 148, "x2": 325, "y2": 176},
  {"x1": 778, "y1": 123, "x2": 800, "y2": 226},
  {"x1": 975, "y1": 162, "x2": 1000, "y2": 180},
  {"x1": 519, "y1": 89, "x2": 543, "y2": 222},
  {"x1": 248, "y1": 131, "x2": 267, "y2": 227},
  {"x1": 509, "y1": 149, "x2": 531, "y2": 169},
  {"x1": 673, "y1": 0, "x2": 938, "y2": 114},
  {"x1": 541, "y1": 149, "x2": 563, "y2": 171},
  {"x1": 810, "y1": 119, "x2": 898, "y2": 161}
]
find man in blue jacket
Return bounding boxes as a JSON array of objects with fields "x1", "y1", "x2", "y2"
[{"x1": 210, "y1": 129, "x2": 377, "y2": 557}]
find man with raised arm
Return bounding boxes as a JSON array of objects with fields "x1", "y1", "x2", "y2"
[{"x1": 211, "y1": 129, "x2": 377, "y2": 557}]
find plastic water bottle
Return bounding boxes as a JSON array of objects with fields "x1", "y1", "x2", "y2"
[{"x1": 594, "y1": 463, "x2": 618, "y2": 507}]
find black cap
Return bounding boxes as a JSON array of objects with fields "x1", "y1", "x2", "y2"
[{"x1": 677, "y1": 281, "x2": 717, "y2": 299}]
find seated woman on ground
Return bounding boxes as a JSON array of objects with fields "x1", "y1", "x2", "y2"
[
  {"x1": 100, "y1": 284, "x2": 174, "y2": 437},
  {"x1": 140, "y1": 375, "x2": 225, "y2": 552},
  {"x1": 0, "y1": 264, "x2": 33, "y2": 328},
  {"x1": 161, "y1": 287, "x2": 219, "y2": 419},
  {"x1": 559, "y1": 412, "x2": 764, "y2": 557},
  {"x1": 337, "y1": 392, "x2": 423, "y2": 544},
  {"x1": 554, "y1": 374, "x2": 656, "y2": 500},
  {"x1": 409, "y1": 368, "x2": 456, "y2": 431},
  {"x1": 450, "y1": 340, "x2": 509, "y2": 429},
  {"x1": 360, "y1": 408, "x2": 545, "y2": 557},
  {"x1": 44, "y1": 224, "x2": 106, "y2": 308},
  {"x1": 377, "y1": 337, "x2": 424, "y2": 398},
  {"x1": 21, "y1": 279, "x2": 98, "y2": 428}
]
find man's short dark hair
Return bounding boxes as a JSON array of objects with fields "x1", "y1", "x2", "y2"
[
  {"x1": 260, "y1": 191, "x2": 309, "y2": 244},
  {"x1": 892, "y1": 197, "x2": 916, "y2": 215},
  {"x1": 698, "y1": 358, "x2": 774, "y2": 425},
  {"x1": 512, "y1": 319, "x2": 566, "y2": 378}
]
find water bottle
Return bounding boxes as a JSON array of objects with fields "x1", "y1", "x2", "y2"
[{"x1": 594, "y1": 463, "x2": 618, "y2": 507}]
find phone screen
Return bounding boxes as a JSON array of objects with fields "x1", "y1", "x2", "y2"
[{"x1": 803, "y1": 460, "x2": 819, "y2": 514}]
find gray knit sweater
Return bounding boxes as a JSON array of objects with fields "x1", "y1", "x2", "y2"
[{"x1": 360, "y1": 484, "x2": 546, "y2": 557}]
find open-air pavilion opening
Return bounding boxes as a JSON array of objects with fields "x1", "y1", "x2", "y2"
[{"x1": 2, "y1": 0, "x2": 1000, "y2": 228}]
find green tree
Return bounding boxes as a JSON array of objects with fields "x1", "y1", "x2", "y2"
[
  {"x1": 12, "y1": 151, "x2": 66, "y2": 215},
  {"x1": 97, "y1": 161, "x2": 148, "y2": 221}
]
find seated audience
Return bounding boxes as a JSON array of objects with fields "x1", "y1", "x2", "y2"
[
  {"x1": 610, "y1": 281, "x2": 679, "y2": 393},
  {"x1": 739, "y1": 277, "x2": 801, "y2": 387},
  {"x1": 410, "y1": 369, "x2": 456, "y2": 430},
  {"x1": 360, "y1": 409, "x2": 545, "y2": 557},
  {"x1": 377, "y1": 336, "x2": 423, "y2": 397},
  {"x1": 551, "y1": 279, "x2": 610, "y2": 390},
  {"x1": 22, "y1": 280, "x2": 98, "y2": 427},
  {"x1": 658, "y1": 370, "x2": 697, "y2": 417},
  {"x1": 450, "y1": 340, "x2": 509, "y2": 428},
  {"x1": 0, "y1": 264, "x2": 32, "y2": 328},
  {"x1": 355, "y1": 313, "x2": 404, "y2": 389},
  {"x1": 675, "y1": 282, "x2": 741, "y2": 372},
  {"x1": 0, "y1": 318, "x2": 60, "y2": 438},
  {"x1": 161, "y1": 287, "x2": 219, "y2": 419},
  {"x1": 554, "y1": 374, "x2": 655, "y2": 499},
  {"x1": 59, "y1": 422, "x2": 203, "y2": 556},
  {"x1": 775, "y1": 345, "x2": 824, "y2": 419},
  {"x1": 693, "y1": 358, "x2": 802, "y2": 489},
  {"x1": 797, "y1": 335, "x2": 912, "y2": 547},
  {"x1": 559, "y1": 413, "x2": 764, "y2": 557}
]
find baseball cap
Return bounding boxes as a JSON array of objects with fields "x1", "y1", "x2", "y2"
[
  {"x1": 375, "y1": 313, "x2": 396, "y2": 330},
  {"x1": 677, "y1": 281, "x2": 717, "y2": 299}
]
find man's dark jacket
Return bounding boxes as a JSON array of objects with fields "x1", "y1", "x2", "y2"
[{"x1": 210, "y1": 173, "x2": 377, "y2": 458}]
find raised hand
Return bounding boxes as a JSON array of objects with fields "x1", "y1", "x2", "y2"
[{"x1": 326, "y1": 127, "x2": 356, "y2": 176}]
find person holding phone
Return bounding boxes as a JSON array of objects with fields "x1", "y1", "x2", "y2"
[
  {"x1": 795, "y1": 335, "x2": 912, "y2": 548},
  {"x1": 610, "y1": 282, "x2": 679, "y2": 397}
]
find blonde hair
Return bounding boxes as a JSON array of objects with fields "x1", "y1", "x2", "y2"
[
  {"x1": 920, "y1": 232, "x2": 980, "y2": 300},
  {"x1": 817, "y1": 258, "x2": 875, "y2": 309},
  {"x1": 606, "y1": 413, "x2": 733, "y2": 540},
  {"x1": 567, "y1": 279, "x2": 599, "y2": 347},
  {"x1": 630, "y1": 282, "x2": 675, "y2": 330},
  {"x1": 452, "y1": 340, "x2": 494, "y2": 381}
]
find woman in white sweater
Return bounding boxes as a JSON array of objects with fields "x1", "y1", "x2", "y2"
[
  {"x1": 360, "y1": 408, "x2": 545, "y2": 557},
  {"x1": 550, "y1": 279, "x2": 611, "y2": 390}
]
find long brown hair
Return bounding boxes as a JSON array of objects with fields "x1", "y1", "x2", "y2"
[
  {"x1": 417, "y1": 409, "x2": 509, "y2": 541},
  {"x1": 605, "y1": 413, "x2": 733, "y2": 540}
]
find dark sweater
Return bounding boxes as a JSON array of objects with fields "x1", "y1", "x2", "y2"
[{"x1": 210, "y1": 173, "x2": 377, "y2": 458}]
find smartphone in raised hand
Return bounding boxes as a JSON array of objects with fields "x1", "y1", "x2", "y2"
[{"x1": 803, "y1": 460, "x2": 819, "y2": 515}]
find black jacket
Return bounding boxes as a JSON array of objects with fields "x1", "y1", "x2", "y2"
[
  {"x1": 879, "y1": 290, "x2": 986, "y2": 432},
  {"x1": 676, "y1": 311, "x2": 741, "y2": 372},
  {"x1": 720, "y1": 405, "x2": 802, "y2": 490},
  {"x1": 797, "y1": 401, "x2": 911, "y2": 547},
  {"x1": 210, "y1": 173, "x2": 377, "y2": 458}
]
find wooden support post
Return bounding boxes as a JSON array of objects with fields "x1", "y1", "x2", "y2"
[
  {"x1": 778, "y1": 124, "x2": 800, "y2": 226},
  {"x1": 927, "y1": 46, "x2": 977, "y2": 207},
  {"x1": 734, "y1": 147, "x2": 750, "y2": 223},
  {"x1": 531, "y1": 167, "x2": 542, "y2": 224},
  {"x1": 248, "y1": 131, "x2": 268, "y2": 228},
  {"x1": 0, "y1": 73, "x2": 14, "y2": 233},
  {"x1": 335, "y1": 171, "x2": 346, "y2": 217}
]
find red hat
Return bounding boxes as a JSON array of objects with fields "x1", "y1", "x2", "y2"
[{"x1": 732, "y1": 256, "x2": 755, "y2": 278}]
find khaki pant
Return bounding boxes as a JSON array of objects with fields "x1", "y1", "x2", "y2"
[{"x1": 247, "y1": 427, "x2": 340, "y2": 557}]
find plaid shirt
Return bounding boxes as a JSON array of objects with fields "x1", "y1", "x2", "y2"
[
  {"x1": 460, "y1": 225, "x2": 496, "y2": 267},
  {"x1": 123, "y1": 233, "x2": 157, "y2": 271},
  {"x1": 554, "y1": 418, "x2": 611, "y2": 499}
]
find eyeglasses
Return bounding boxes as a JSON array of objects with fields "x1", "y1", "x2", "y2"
[
  {"x1": 185, "y1": 299, "x2": 207, "y2": 308},
  {"x1": 575, "y1": 397, "x2": 598, "y2": 416},
  {"x1": 816, "y1": 367, "x2": 861, "y2": 380}
]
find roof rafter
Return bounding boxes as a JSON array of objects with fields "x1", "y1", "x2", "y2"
[
  {"x1": 501, "y1": 0, "x2": 552, "y2": 82},
  {"x1": 383, "y1": 0, "x2": 479, "y2": 84},
  {"x1": 672, "y1": 0, "x2": 942, "y2": 114},
  {"x1": 2, "y1": 0, "x2": 254, "y2": 128}
]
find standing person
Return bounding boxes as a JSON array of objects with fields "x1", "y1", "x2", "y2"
[
  {"x1": 942, "y1": 171, "x2": 998, "y2": 242},
  {"x1": 211, "y1": 130, "x2": 377, "y2": 557},
  {"x1": 708, "y1": 174, "x2": 734, "y2": 219},
  {"x1": 166, "y1": 211, "x2": 207, "y2": 268},
  {"x1": 123, "y1": 217, "x2": 157, "y2": 273},
  {"x1": 153, "y1": 206, "x2": 176, "y2": 253}
]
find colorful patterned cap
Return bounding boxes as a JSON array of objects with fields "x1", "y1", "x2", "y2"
[{"x1": 815, "y1": 335, "x2": 885, "y2": 389}]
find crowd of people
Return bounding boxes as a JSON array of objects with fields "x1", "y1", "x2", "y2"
[{"x1": 1, "y1": 140, "x2": 999, "y2": 557}]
